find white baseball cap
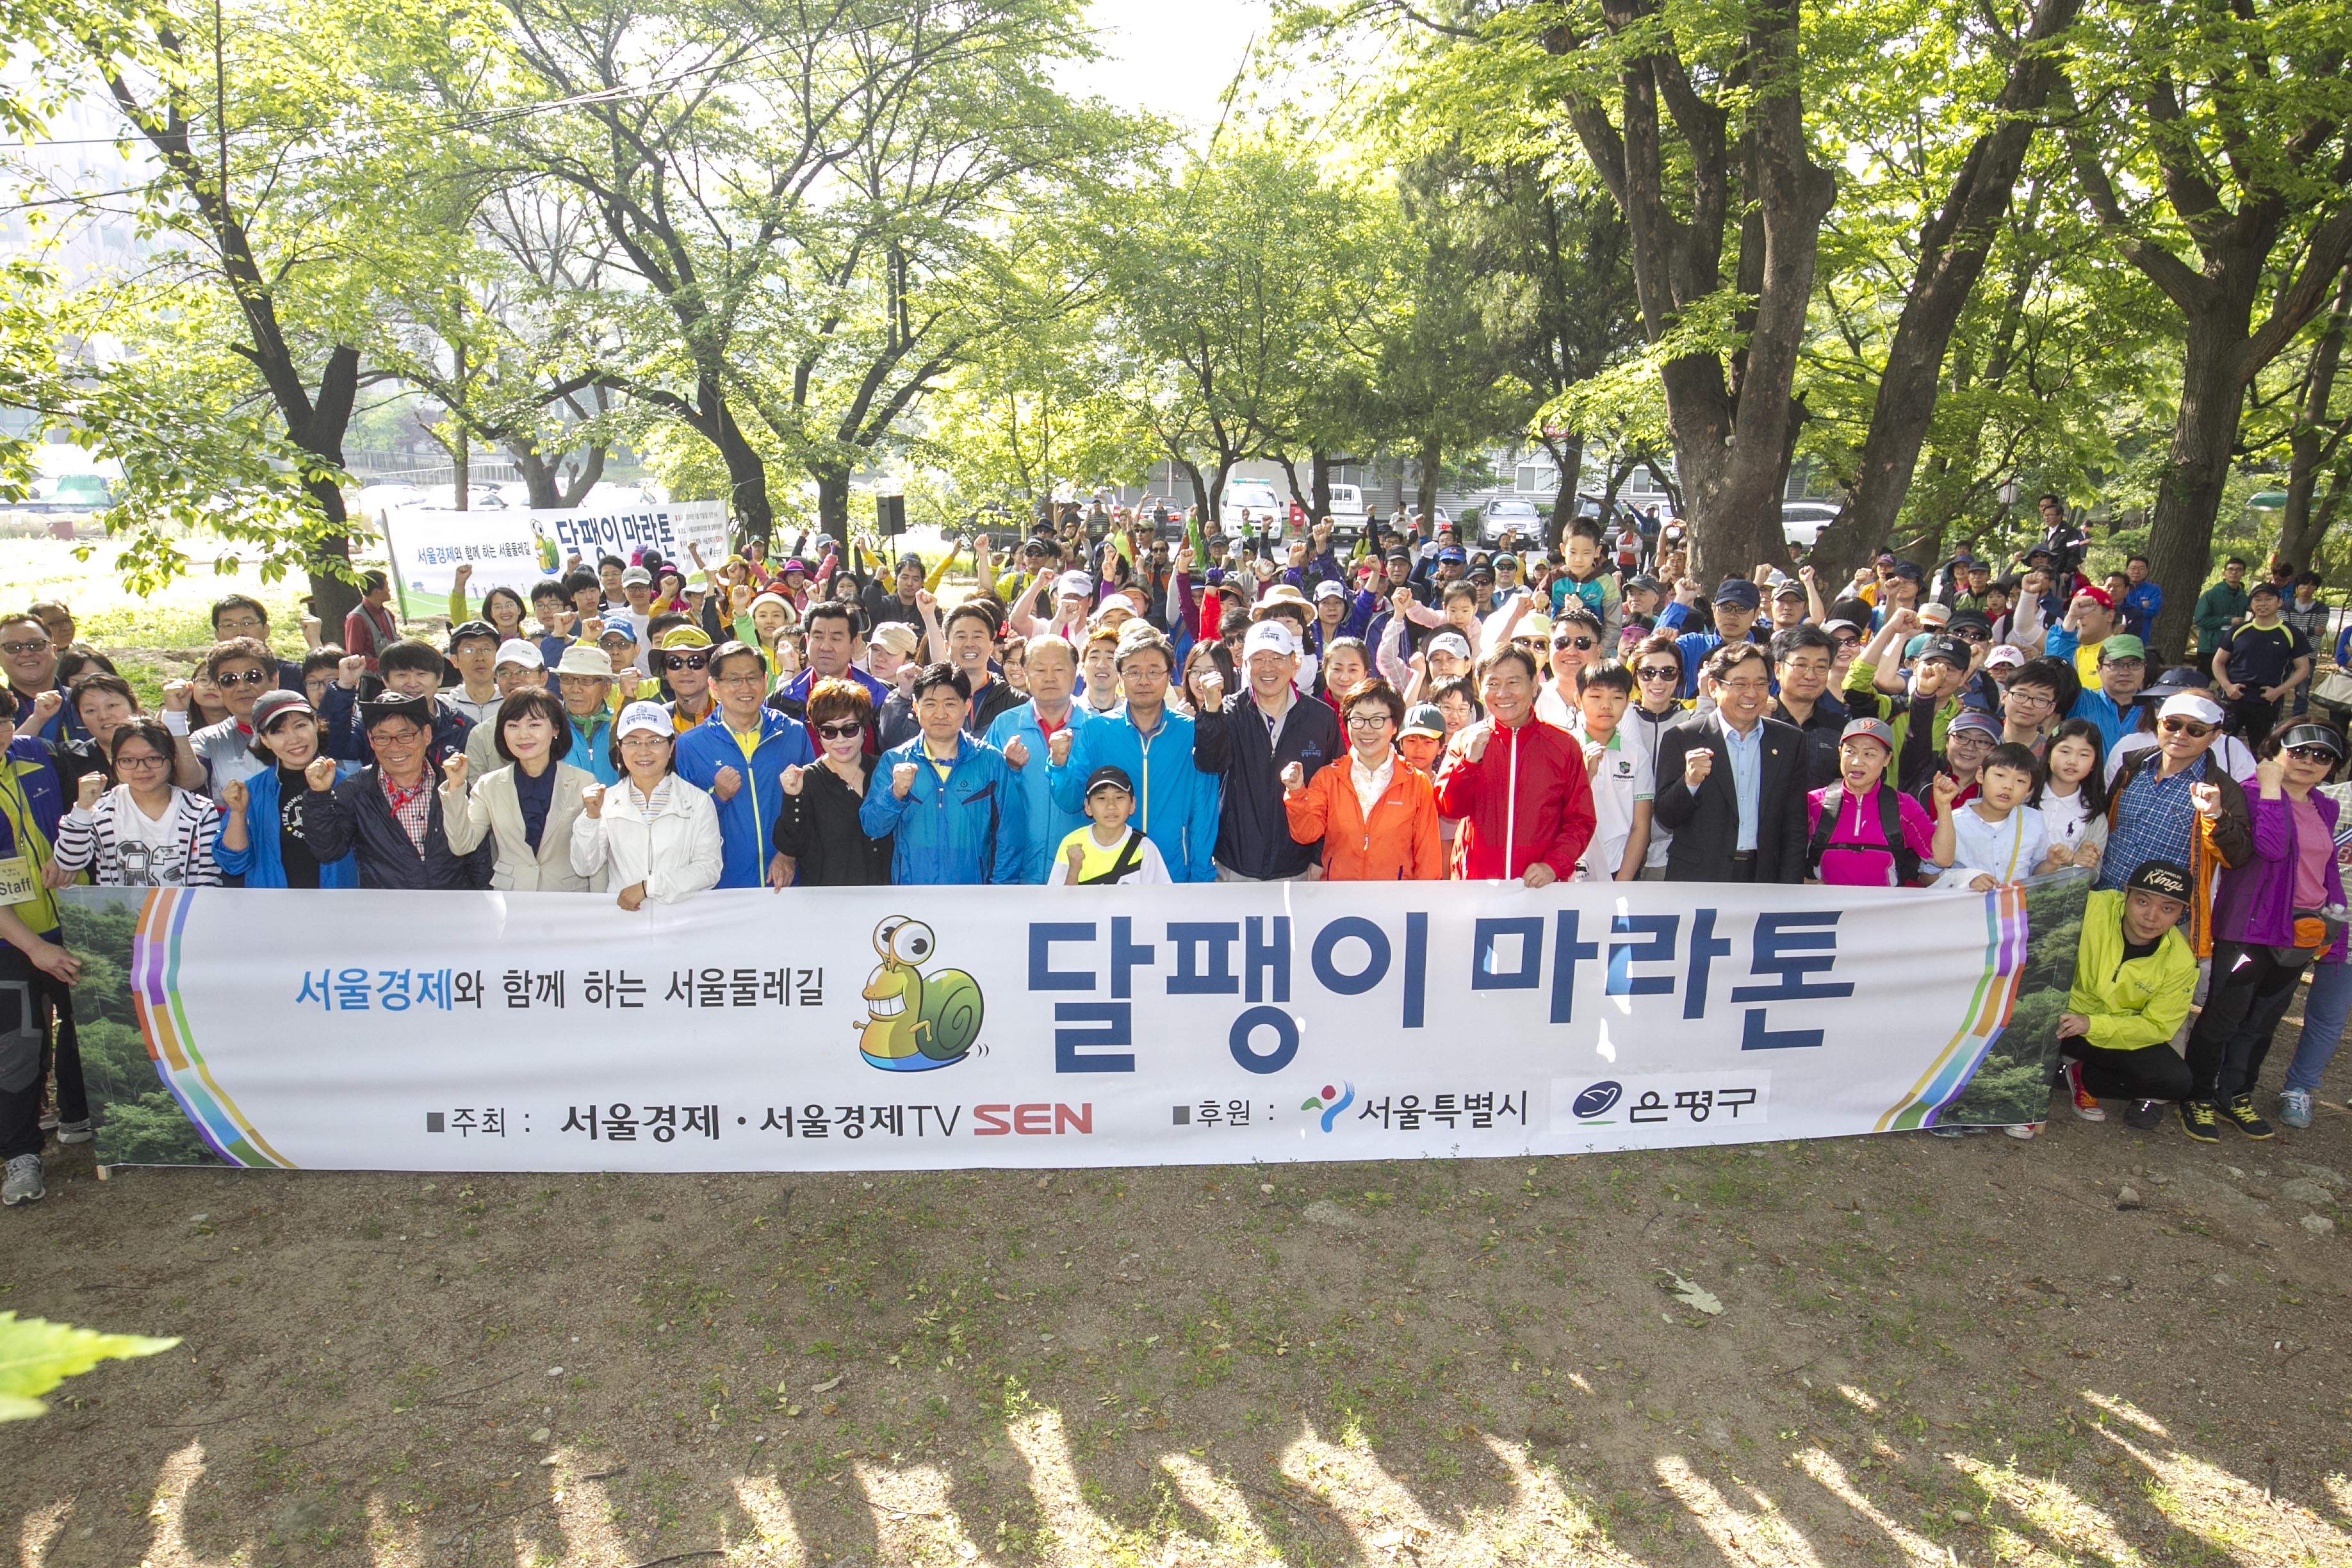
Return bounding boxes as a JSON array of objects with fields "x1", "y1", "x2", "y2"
[
  {"x1": 1055, "y1": 570, "x2": 1094, "y2": 601},
  {"x1": 1243, "y1": 621, "x2": 1299, "y2": 659},
  {"x1": 2158, "y1": 692, "x2": 2226, "y2": 728},
  {"x1": 493, "y1": 638, "x2": 544, "y2": 671},
  {"x1": 1427, "y1": 632, "x2": 1473, "y2": 662},
  {"x1": 616, "y1": 700, "x2": 672, "y2": 740}
]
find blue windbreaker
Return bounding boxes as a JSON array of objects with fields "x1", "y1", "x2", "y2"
[
  {"x1": 1047, "y1": 705, "x2": 1220, "y2": 883},
  {"x1": 984, "y1": 701, "x2": 1095, "y2": 883},
  {"x1": 213, "y1": 762, "x2": 361, "y2": 887},
  {"x1": 674, "y1": 707, "x2": 816, "y2": 888},
  {"x1": 858, "y1": 734, "x2": 1027, "y2": 885}
]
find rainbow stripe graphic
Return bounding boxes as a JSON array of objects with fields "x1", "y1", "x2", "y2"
[
  {"x1": 131, "y1": 888, "x2": 289, "y2": 1169},
  {"x1": 1874, "y1": 883, "x2": 2030, "y2": 1131}
]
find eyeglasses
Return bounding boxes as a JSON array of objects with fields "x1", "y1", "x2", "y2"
[
  {"x1": 115, "y1": 752, "x2": 169, "y2": 771},
  {"x1": 2006, "y1": 689, "x2": 2055, "y2": 707},
  {"x1": 1553, "y1": 636, "x2": 1596, "y2": 651},
  {"x1": 712, "y1": 669, "x2": 765, "y2": 687},
  {"x1": 2159, "y1": 718, "x2": 2214, "y2": 739},
  {"x1": 216, "y1": 668, "x2": 271, "y2": 687},
  {"x1": 815, "y1": 722, "x2": 863, "y2": 740},
  {"x1": 1635, "y1": 666, "x2": 1679, "y2": 682},
  {"x1": 1346, "y1": 712, "x2": 1393, "y2": 728},
  {"x1": 2287, "y1": 745, "x2": 2340, "y2": 764},
  {"x1": 0, "y1": 639, "x2": 51, "y2": 657},
  {"x1": 660, "y1": 652, "x2": 712, "y2": 673},
  {"x1": 215, "y1": 617, "x2": 266, "y2": 634}
]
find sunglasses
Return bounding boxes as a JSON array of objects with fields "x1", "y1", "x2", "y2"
[
  {"x1": 1634, "y1": 666, "x2": 1679, "y2": 681},
  {"x1": 216, "y1": 668, "x2": 272, "y2": 687},
  {"x1": 1, "y1": 639, "x2": 51, "y2": 657},
  {"x1": 2159, "y1": 718, "x2": 2214, "y2": 738},
  {"x1": 815, "y1": 722, "x2": 863, "y2": 740},
  {"x1": 1833, "y1": 634, "x2": 1861, "y2": 649},
  {"x1": 1553, "y1": 636, "x2": 1596, "y2": 651},
  {"x1": 2287, "y1": 745, "x2": 2340, "y2": 764},
  {"x1": 1951, "y1": 628, "x2": 1988, "y2": 643},
  {"x1": 660, "y1": 652, "x2": 712, "y2": 673}
]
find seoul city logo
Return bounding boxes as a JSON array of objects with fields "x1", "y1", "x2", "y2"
[
  {"x1": 857, "y1": 917, "x2": 984, "y2": 1072},
  {"x1": 1300, "y1": 1081, "x2": 1355, "y2": 1132}
]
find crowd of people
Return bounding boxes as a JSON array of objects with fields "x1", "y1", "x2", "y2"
[{"x1": 0, "y1": 494, "x2": 2344, "y2": 1207}]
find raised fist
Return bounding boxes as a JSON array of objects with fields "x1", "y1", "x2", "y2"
[
  {"x1": 304, "y1": 755, "x2": 338, "y2": 792},
  {"x1": 162, "y1": 680, "x2": 192, "y2": 712},
  {"x1": 453, "y1": 562, "x2": 473, "y2": 585},
  {"x1": 892, "y1": 761, "x2": 919, "y2": 798},
  {"x1": 1682, "y1": 747, "x2": 1713, "y2": 789},
  {"x1": 1460, "y1": 723, "x2": 1491, "y2": 765},
  {"x1": 1047, "y1": 728, "x2": 1072, "y2": 767},
  {"x1": 75, "y1": 772, "x2": 103, "y2": 811},
  {"x1": 29, "y1": 689, "x2": 61, "y2": 727},
  {"x1": 781, "y1": 764, "x2": 806, "y2": 796},
  {"x1": 1002, "y1": 737, "x2": 1029, "y2": 771},
  {"x1": 219, "y1": 778, "x2": 247, "y2": 815},
  {"x1": 441, "y1": 753, "x2": 468, "y2": 789},
  {"x1": 1281, "y1": 760, "x2": 1305, "y2": 792},
  {"x1": 1196, "y1": 666, "x2": 1224, "y2": 699},
  {"x1": 713, "y1": 765, "x2": 742, "y2": 802},
  {"x1": 1931, "y1": 771, "x2": 1962, "y2": 806},
  {"x1": 580, "y1": 616, "x2": 603, "y2": 639},
  {"x1": 730, "y1": 583, "x2": 754, "y2": 612},
  {"x1": 1391, "y1": 587, "x2": 1414, "y2": 616},
  {"x1": 1885, "y1": 607, "x2": 1920, "y2": 637},
  {"x1": 337, "y1": 655, "x2": 366, "y2": 688},
  {"x1": 1065, "y1": 838, "x2": 1087, "y2": 878},
  {"x1": 581, "y1": 782, "x2": 605, "y2": 819},
  {"x1": 915, "y1": 589, "x2": 937, "y2": 613}
]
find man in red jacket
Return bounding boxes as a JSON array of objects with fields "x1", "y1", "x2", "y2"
[{"x1": 1433, "y1": 646, "x2": 1597, "y2": 883}]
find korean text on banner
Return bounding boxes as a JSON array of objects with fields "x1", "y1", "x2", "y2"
[
  {"x1": 62, "y1": 876, "x2": 2081, "y2": 1174},
  {"x1": 377, "y1": 507, "x2": 546, "y2": 618}
]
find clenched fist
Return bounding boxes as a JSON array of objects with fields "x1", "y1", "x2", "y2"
[
  {"x1": 453, "y1": 562, "x2": 473, "y2": 585},
  {"x1": 219, "y1": 778, "x2": 248, "y2": 815},
  {"x1": 712, "y1": 765, "x2": 742, "y2": 802},
  {"x1": 75, "y1": 772, "x2": 103, "y2": 811},
  {"x1": 892, "y1": 761, "x2": 919, "y2": 798},
  {"x1": 304, "y1": 755, "x2": 338, "y2": 792},
  {"x1": 781, "y1": 764, "x2": 806, "y2": 797},
  {"x1": 1196, "y1": 666, "x2": 1224, "y2": 701},
  {"x1": 1047, "y1": 728, "x2": 1072, "y2": 767},
  {"x1": 1930, "y1": 771, "x2": 1962, "y2": 807},
  {"x1": 915, "y1": 589, "x2": 937, "y2": 613},
  {"x1": 443, "y1": 753, "x2": 469, "y2": 788},
  {"x1": 161, "y1": 680, "x2": 192, "y2": 713},
  {"x1": 29, "y1": 689, "x2": 61, "y2": 727},
  {"x1": 1002, "y1": 737, "x2": 1029, "y2": 771},
  {"x1": 581, "y1": 782, "x2": 605, "y2": 819},
  {"x1": 1281, "y1": 760, "x2": 1305, "y2": 792},
  {"x1": 1682, "y1": 747, "x2": 1713, "y2": 790},
  {"x1": 337, "y1": 655, "x2": 366, "y2": 688},
  {"x1": 1460, "y1": 723, "x2": 1491, "y2": 765}
]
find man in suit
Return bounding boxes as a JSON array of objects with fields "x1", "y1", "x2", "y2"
[{"x1": 1653, "y1": 642, "x2": 1807, "y2": 882}]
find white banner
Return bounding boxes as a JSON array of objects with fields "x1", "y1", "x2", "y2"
[
  {"x1": 378, "y1": 500, "x2": 730, "y2": 617},
  {"x1": 83, "y1": 881, "x2": 2040, "y2": 1172}
]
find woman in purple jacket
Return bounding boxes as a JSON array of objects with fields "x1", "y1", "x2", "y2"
[{"x1": 2181, "y1": 721, "x2": 2349, "y2": 1141}]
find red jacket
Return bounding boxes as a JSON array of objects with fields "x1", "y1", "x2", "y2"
[{"x1": 1432, "y1": 715, "x2": 1598, "y2": 881}]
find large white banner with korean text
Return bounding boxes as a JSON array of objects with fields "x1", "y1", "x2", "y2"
[
  {"x1": 66, "y1": 878, "x2": 2065, "y2": 1172},
  {"x1": 377, "y1": 500, "x2": 730, "y2": 618}
]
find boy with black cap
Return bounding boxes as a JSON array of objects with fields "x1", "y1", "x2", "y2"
[
  {"x1": 1047, "y1": 765, "x2": 1170, "y2": 885},
  {"x1": 1655, "y1": 577, "x2": 1763, "y2": 699},
  {"x1": 2059, "y1": 860, "x2": 2200, "y2": 1127}
]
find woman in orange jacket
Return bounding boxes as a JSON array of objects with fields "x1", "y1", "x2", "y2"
[{"x1": 1281, "y1": 678, "x2": 1446, "y2": 880}]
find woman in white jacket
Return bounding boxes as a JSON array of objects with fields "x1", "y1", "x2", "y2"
[
  {"x1": 441, "y1": 687, "x2": 601, "y2": 891},
  {"x1": 568, "y1": 701, "x2": 723, "y2": 908}
]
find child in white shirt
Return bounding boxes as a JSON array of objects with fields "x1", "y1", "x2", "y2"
[
  {"x1": 1049, "y1": 764, "x2": 1170, "y2": 885},
  {"x1": 1936, "y1": 741, "x2": 2066, "y2": 890}
]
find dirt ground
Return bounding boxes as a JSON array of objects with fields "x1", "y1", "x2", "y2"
[{"x1": 5, "y1": 1065, "x2": 2351, "y2": 1568}]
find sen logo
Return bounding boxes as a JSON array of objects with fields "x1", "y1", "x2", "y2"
[{"x1": 972, "y1": 1103, "x2": 1094, "y2": 1136}]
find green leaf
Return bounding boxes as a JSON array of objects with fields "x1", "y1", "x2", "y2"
[{"x1": 0, "y1": 1311, "x2": 179, "y2": 1421}]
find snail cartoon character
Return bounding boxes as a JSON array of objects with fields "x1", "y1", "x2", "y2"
[{"x1": 857, "y1": 916, "x2": 984, "y2": 1072}]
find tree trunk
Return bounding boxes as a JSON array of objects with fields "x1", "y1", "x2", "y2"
[
  {"x1": 1806, "y1": 0, "x2": 2080, "y2": 578},
  {"x1": 814, "y1": 464, "x2": 851, "y2": 555},
  {"x1": 715, "y1": 398, "x2": 776, "y2": 549},
  {"x1": 1311, "y1": 450, "x2": 1332, "y2": 520},
  {"x1": 1416, "y1": 432, "x2": 1441, "y2": 526},
  {"x1": 2278, "y1": 266, "x2": 2352, "y2": 571},
  {"x1": 1542, "y1": 436, "x2": 1584, "y2": 547},
  {"x1": 1174, "y1": 456, "x2": 1211, "y2": 520},
  {"x1": 2148, "y1": 314, "x2": 2253, "y2": 660}
]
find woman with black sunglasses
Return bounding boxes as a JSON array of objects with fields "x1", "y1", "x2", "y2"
[{"x1": 770, "y1": 677, "x2": 894, "y2": 886}]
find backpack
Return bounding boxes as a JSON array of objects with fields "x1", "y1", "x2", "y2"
[{"x1": 1808, "y1": 784, "x2": 1920, "y2": 886}]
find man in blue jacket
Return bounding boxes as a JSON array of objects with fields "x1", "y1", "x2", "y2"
[
  {"x1": 676, "y1": 641, "x2": 815, "y2": 888},
  {"x1": 1047, "y1": 625, "x2": 1219, "y2": 882},
  {"x1": 1193, "y1": 619, "x2": 1341, "y2": 879},
  {"x1": 860, "y1": 664, "x2": 1026, "y2": 884},
  {"x1": 987, "y1": 633, "x2": 1093, "y2": 882}
]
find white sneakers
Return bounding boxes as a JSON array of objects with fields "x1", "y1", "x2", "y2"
[{"x1": 1, "y1": 1154, "x2": 44, "y2": 1206}]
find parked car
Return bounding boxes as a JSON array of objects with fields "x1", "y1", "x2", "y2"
[
  {"x1": 1478, "y1": 496, "x2": 1544, "y2": 547},
  {"x1": 1325, "y1": 483, "x2": 1369, "y2": 541},
  {"x1": 1781, "y1": 501, "x2": 1842, "y2": 550}
]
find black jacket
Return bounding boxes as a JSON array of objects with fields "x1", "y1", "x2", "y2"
[
  {"x1": 1651, "y1": 713, "x2": 1808, "y2": 883},
  {"x1": 304, "y1": 768, "x2": 493, "y2": 890},
  {"x1": 771, "y1": 759, "x2": 894, "y2": 886},
  {"x1": 1772, "y1": 691, "x2": 1849, "y2": 792},
  {"x1": 1194, "y1": 690, "x2": 1342, "y2": 879}
]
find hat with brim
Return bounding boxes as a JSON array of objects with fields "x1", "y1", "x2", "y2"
[
  {"x1": 616, "y1": 701, "x2": 671, "y2": 740},
  {"x1": 869, "y1": 623, "x2": 919, "y2": 658},
  {"x1": 1839, "y1": 717, "x2": 1894, "y2": 753},
  {"x1": 359, "y1": 692, "x2": 436, "y2": 731},
  {"x1": 555, "y1": 644, "x2": 616, "y2": 680},
  {"x1": 1946, "y1": 712, "x2": 2002, "y2": 740},
  {"x1": 1427, "y1": 632, "x2": 1473, "y2": 662},
  {"x1": 1713, "y1": 578, "x2": 1761, "y2": 609},
  {"x1": 1084, "y1": 764, "x2": 1134, "y2": 799},
  {"x1": 1243, "y1": 621, "x2": 1298, "y2": 660},
  {"x1": 2158, "y1": 692, "x2": 2226, "y2": 727},
  {"x1": 1984, "y1": 644, "x2": 2027, "y2": 670},
  {"x1": 250, "y1": 689, "x2": 313, "y2": 735},
  {"x1": 1055, "y1": 570, "x2": 1094, "y2": 601},
  {"x1": 598, "y1": 619, "x2": 637, "y2": 644},
  {"x1": 2125, "y1": 859, "x2": 2191, "y2": 904},
  {"x1": 1401, "y1": 703, "x2": 1445, "y2": 739},
  {"x1": 494, "y1": 638, "x2": 544, "y2": 671},
  {"x1": 2278, "y1": 722, "x2": 2346, "y2": 761},
  {"x1": 1257, "y1": 584, "x2": 1313, "y2": 612},
  {"x1": 447, "y1": 619, "x2": 499, "y2": 651},
  {"x1": 2098, "y1": 633, "x2": 2146, "y2": 663}
]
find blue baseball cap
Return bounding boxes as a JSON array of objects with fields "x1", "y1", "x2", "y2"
[
  {"x1": 597, "y1": 618, "x2": 638, "y2": 644},
  {"x1": 1712, "y1": 578, "x2": 1761, "y2": 610},
  {"x1": 1437, "y1": 545, "x2": 1467, "y2": 565}
]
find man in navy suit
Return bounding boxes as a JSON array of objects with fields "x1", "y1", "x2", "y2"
[{"x1": 1652, "y1": 642, "x2": 1808, "y2": 883}]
